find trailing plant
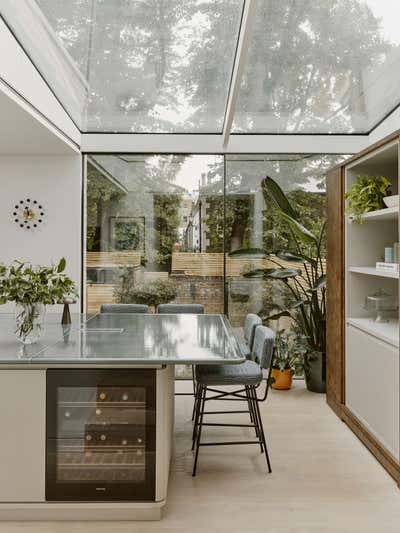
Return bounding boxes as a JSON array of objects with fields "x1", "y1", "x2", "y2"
[
  {"x1": 345, "y1": 175, "x2": 391, "y2": 223},
  {"x1": 115, "y1": 271, "x2": 177, "y2": 309},
  {"x1": 229, "y1": 176, "x2": 327, "y2": 357},
  {"x1": 0, "y1": 258, "x2": 77, "y2": 340},
  {"x1": 273, "y1": 329, "x2": 306, "y2": 374}
]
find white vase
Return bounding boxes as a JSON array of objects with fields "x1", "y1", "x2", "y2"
[{"x1": 15, "y1": 303, "x2": 46, "y2": 344}]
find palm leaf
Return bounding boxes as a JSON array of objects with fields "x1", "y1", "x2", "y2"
[
  {"x1": 261, "y1": 176, "x2": 298, "y2": 219},
  {"x1": 228, "y1": 248, "x2": 270, "y2": 259}
]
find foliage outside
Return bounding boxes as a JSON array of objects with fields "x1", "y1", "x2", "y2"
[
  {"x1": 345, "y1": 175, "x2": 391, "y2": 223},
  {"x1": 114, "y1": 270, "x2": 177, "y2": 309}
]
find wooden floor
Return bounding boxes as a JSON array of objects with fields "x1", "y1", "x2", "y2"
[{"x1": 1, "y1": 380, "x2": 399, "y2": 533}]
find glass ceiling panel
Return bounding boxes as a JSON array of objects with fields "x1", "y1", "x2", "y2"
[
  {"x1": 233, "y1": 0, "x2": 400, "y2": 134},
  {"x1": 1, "y1": 0, "x2": 244, "y2": 133}
]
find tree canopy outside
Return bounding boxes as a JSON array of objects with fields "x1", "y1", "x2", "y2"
[{"x1": 26, "y1": 0, "x2": 400, "y2": 133}]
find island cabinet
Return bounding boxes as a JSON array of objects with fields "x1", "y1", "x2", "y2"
[
  {"x1": 0, "y1": 365, "x2": 174, "y2": 520},
  {"x1": 327, "y1": 129, "x2": 400, "y2": 484}
]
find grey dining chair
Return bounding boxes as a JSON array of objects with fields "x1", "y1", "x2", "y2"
[
  {"x1": 100, "y1": 303, "x2": 149, "y2": 313},
  {"x1": 192, "y1": 325, "x2": 275, "y2": 477},
  {"x1": 239, "y1": 313, "x2": 262, "y2": 358},
  {"x1": 157, "y1": 303, "x2": 205, "y2": 314}
]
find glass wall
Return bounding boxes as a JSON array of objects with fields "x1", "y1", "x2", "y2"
[
  {"x1": 86, "y1": 154, "x2": 224, "y2": 315},
  {"x1": 86, "y1": 154, "x2": 347, "y2": 327},
  {"x1": 224, "y1": 154, "x2": 348, "y2": 327}
]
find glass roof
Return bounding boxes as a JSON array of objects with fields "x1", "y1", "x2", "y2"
[
  {"x1": 1, "y1": 0, "x2": 400, "y2": 135},
  {"x1": 233, "y1": 0, "x2": 400, "y2": 133}
]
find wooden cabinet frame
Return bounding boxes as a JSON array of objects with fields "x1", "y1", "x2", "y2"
[{"x1": 326, "y1": 129, "x2": 400, "y2": 485}]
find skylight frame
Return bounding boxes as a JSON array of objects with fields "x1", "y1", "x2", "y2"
[{"x1": 1, "y1": 0, "x2": 400, "y2": 140}]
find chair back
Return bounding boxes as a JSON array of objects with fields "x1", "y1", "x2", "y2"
[
  {"x1": 100, "y1": 304, "x2": 149, "y2": 314},
  {"x1": 157, "y1": 303, "x2": 204, "y2": 314},
  {"x1": 252, "y1": 326, "x2": 275, "y2": 369},
  {"x1": 243, "y1": 313, "x2": 262, "y2": 349}
]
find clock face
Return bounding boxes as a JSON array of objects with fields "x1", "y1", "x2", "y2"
[{"x1": 13, "y1": 199, "x2": 45, "y2": 230}]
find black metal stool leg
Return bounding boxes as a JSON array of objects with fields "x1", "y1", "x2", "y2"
[
  {"x1": 191, "y1": 365, "x2": 197, "y2": 421},
  {"x1": 192, "y1": 386, "x2": 207, "y2": 477},
  {"x1": 251, "y1": 385, "x2": 272, "y2": 473},
  {"x1": 192, "y1": 384, "x2": 202, "y2": 449}
]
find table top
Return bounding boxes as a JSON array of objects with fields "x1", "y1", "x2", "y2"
[{"x1": 0, "y1": 313, "x2": 245, "y2": 366}]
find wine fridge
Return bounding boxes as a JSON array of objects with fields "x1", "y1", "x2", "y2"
[{"x1": 46, "y1": 369, "x2": 156, "y2": 501}]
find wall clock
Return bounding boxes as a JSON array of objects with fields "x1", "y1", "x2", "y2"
[{"x1": 13, "y1": 199, "x2": 45, "y2": 230}]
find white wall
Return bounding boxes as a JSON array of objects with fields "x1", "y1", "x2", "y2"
[{"x1": 0, "y1": 155, "x2": 82, "y2": 313}]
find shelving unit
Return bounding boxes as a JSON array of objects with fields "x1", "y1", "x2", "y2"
[
  {"x1": 362, "y1": 206, "x2": 398, "y2": 222},
  {"x1": 345, "y1": 138, "x2": 400, "y2": 469},
  {"x1": 327, "y1": 132, "x2": 400, "y2": 485},
  {"x1": 348, "y1": 266, "x2": 399, "y2": 279}
]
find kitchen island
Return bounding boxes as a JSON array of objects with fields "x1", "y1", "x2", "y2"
[{"x1": 0, "y1": 313, "x2": 244, "y2": 520}]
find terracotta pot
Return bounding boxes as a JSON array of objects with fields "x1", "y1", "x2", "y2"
[{"x1": 271, "y1": 367, "x2": 293, "y2": 390}]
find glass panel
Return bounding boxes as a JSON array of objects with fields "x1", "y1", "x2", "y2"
[
  {"x1": 225, "y1": 154, "x2": 349, "y2": 359},
  {"x1": 86, "y1": 154, "x2": 225, "y2": 375},
  {"x1": 2, "y1": 0, "x2": 244, "y2": 132},
  {"x1": 233, "y1": 1, "x2": 400, "y2": 133},
  {"x1": 56, "y1": 385, "x2": 146, "y2": 483}
]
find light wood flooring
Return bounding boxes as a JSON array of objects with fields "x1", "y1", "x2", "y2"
[{"x1": 1, "y1": 380, "x2": 399, "y2": 533}]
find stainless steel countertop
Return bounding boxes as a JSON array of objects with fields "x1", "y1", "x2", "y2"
[{"x1": 0, "y1": 313, "x2": 245, "y2": 367}]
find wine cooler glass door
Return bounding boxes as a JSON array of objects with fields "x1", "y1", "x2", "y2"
[{"x1": 46, "y1": 369, "x2": 156, "y2": 501}]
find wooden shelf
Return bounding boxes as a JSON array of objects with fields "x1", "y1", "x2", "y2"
[
  {"x1": 348, "y1": 266, "x2": 399, "y2": 279},
  {"x1": 347, "y1": 317, "x2": 399, "y2": 347},
  {"x1": 361, "y1": 207, "x2": 398, "y2": 221}
]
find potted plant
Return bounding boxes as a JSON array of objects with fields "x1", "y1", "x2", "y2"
[
  {"x1": 0, "y1": 258, "x2": 77, "y2": 344},
  {"x1": 271, "y1": 329, "x2": 305, "y2": 390},
  {"x1": 230, "y1": 176, "x2": 327, "y2": 393},
  {"x1": 114, "y1": 271, "x2": 177, "y2": 312},
  {"x1": 345, "y1": 175, "x2": 391, "y2": 223}
]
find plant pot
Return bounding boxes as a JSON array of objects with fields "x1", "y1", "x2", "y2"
[
  {"x1": 383, "y1": 195, "x2": 399, "y2": 208},
  {"x1": 15, "y1": 303, "x2": 46, "y2": 344},
  {"x1": 271, "y1": 367, "x2": 293, "y2": 390},
  {"x1": 304, "y1": 351, "x2": 326, "y2": 393}
]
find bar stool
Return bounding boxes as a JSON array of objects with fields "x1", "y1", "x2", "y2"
[
  {"x1": 192, "y1": 325, "x2": 275, "y2": 476},
  {"x1": 239, "y1": 313, "x2": 262, "y2": 358}
]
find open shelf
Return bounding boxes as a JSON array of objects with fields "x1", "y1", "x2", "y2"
[
  {"x1": 347, "y1": 317, "x2": 399, "y2": 347},
  {"x1": 361, "y1": 206, "x2": 398, "y2": 222},
  {"x1": 348, "y1": 266, "x2": 399, "y2": 279}
]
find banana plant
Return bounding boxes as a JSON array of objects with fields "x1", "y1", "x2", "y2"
[{"x1": 230, "y1": 176, "x2": 326, "y2": 354}]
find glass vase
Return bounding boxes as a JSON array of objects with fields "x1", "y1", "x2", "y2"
[{"x1": 15, "y1": 303, "x2": 46, "y2": 344}]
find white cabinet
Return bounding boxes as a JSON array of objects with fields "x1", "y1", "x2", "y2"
[
  {"x1": 346, "y1": 325, "x2": 399, "y2": 458},
  {"x1": 0, "y1": 371, "x2": 46, "y2": 502}
]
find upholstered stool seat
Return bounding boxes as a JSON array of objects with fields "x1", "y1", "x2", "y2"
[{"x1": 196, "y1": 360, "x2": 262, "y2": 386}]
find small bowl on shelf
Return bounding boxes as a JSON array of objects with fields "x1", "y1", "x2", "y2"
[{"x1": 383, "y1": 195, "x2": 399, "y2": 208}]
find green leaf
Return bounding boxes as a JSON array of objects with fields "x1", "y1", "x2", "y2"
[
  {"x1": 264, "y1": 268, "x2": 300, "y2": 279},
  {"x1": 311, "y1": 274, "x2": 326, "y2": 291},
  {"x1": 57, "y1": 258, "x2": 66, "y2": 273},
  {"x1": 278, "y1": 211, "x2": 317, "y2": 244},
  {"x1": 263, "y1": 310, "x2": 292, "y2": 321},
  {"x1": 261, "y1": 176, "x2": 298, "y2": 219},
  {"x1": 228, "y1": 248, "x2": 269, "y2": 258},
  {"x1": 275, "y1": 251, "x2": 307, "y2": 263},
  {"x1": 243, "y1": 268, "x2": 277, "y2": 278}
]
